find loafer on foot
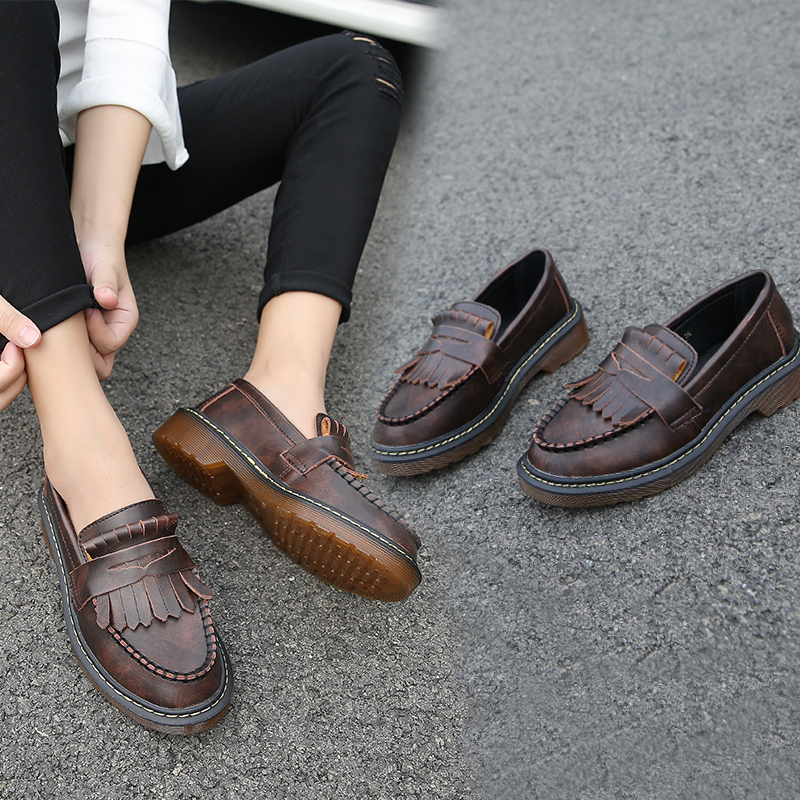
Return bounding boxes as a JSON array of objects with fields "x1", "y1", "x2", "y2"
[
  {"x1": 519, "y1": 270, "x2": 800, "y2": 506},
  {"x1": 39, "y1": 480, "x2": 232, "y2": 733},
  {"x1": 371, "y1": 248, "x2": 589, "y2": 475},
  {"x1": 153, "y1": 380, "x2": 421, "y2": 602}
]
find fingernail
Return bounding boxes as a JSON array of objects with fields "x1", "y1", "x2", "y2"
[{"x1": 19, "y1": 325, "x2": 40, "y2": 347}]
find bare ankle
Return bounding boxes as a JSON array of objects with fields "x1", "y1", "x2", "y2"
[
  {"x1": 25, "y1": 314, "x2": 155, "y2": 530},
  {"x1": 243, "y1": 371, "x2": 323, "y2": 439},
  {"x1": 44, "y1": 436, "x2": 154, "y2": 532}
]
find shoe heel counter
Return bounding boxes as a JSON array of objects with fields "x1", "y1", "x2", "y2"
[
  {"x1": 549, "y1": 261, "x2": 573, "y2": 316},
  {"x1": 767, "y1": 282, "x2": 796, "y2": 356}
]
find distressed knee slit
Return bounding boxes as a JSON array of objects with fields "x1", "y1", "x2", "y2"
[{"x1": 342, "y1": 30, "x2": 404, "y2": 109}]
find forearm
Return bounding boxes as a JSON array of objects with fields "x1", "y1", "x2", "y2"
[
  {"x1": 69, "y1": 105, "x2": 151, "y2": 374},
  {"x1": 70, "y1": 105, "x2": 152, "y2": 243}
]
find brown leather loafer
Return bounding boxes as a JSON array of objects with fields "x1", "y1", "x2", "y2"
[
  {"x1": 153, "y1": 380, "x2": 421, "y2": 601},
  {"x1": 370, "y1": 248, "x2": 589, "y2": 475},
  {"x1": 39, "y1": 480, "x2": 232, "y2": 733},
  {"x1": 519, "y1": 270, "x2": 800, "y2": 506}
]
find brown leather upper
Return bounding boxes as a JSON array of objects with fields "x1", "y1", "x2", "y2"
[
  {"x1": 373, "y1": 248, "x2": 573, "y2": 447},
  {"x1": 42, "y1": 480, "x2": 222, "y2": 708},
  {"x1": 198, "y1": 380, "x2": 420, "y2": 553},
  {"x1": 528, "y1": 270, "x2": 795, "y2": 478}
]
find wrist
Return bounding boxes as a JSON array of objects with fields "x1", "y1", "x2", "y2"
[{"x1": 73, "y1": 223, "x2": 126, "y2": 252}]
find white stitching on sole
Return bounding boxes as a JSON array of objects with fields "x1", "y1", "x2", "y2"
[
  {"x1": 183, "y1": 409, "x2": 419, "y2": 570},
  {"x1": 372, "y1": 303, "x2": 583, "y2": 459},
  {"x1": 520, "y1": 341, "x2": 800, "y2": 491}
]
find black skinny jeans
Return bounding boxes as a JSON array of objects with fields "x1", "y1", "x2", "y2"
[{"x1": 0, "y1": 2, "x2": 402, "y2": 345}]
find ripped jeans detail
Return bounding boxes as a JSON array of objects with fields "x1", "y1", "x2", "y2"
[{"x1": 342, "y1": 30, "x2": 404, "y2": 109}]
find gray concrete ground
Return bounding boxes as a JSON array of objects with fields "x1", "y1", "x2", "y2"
[{"x1": 1, "y1": 0, "x2": 799, "y2": 798}]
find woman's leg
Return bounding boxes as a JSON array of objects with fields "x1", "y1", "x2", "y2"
[
  {"x1": 0, "y1": 3, "x2": 152, "y2": 530},
  {"x1": 142, "y1": 34, "x2": 418, "y2": 599},
  {"x1": 25, "y1": 314, "x2": 154, "y2": 532},
  {"x1": 0, "y1": 2, "x2": 95, "y2": 345},
  {"x1": 123, "y1": 33, "x2": 403, "y2": 434},
  {"x1": 242, "y1": 292, "x2": 341, "y2": 438}
]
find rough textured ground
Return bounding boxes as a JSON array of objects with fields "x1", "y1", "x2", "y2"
[{"x1": 1, "y1": 0, "x2": 799, "y2": 798}]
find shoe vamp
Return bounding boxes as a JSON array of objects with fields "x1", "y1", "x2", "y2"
[
  {"x1": 530, "y1": 400, "x2": 691, "y2": 478},
  {"x1": 78, "y1": 602, "x2": 213, "y2": 687},
  {"x1": 283, "y1": 463, "x2": 417, "y2": 553},
  {"x1": 204, "y1": 394, "x2": 295, "y2": 473},
  {"x1": 377, "y1": 377, "x2": 495, "y2": 445}
]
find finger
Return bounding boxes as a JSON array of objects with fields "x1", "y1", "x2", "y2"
[
  {"x1": 0, "y1": 295, "x2": 40, "y2": 348},
  {"x1": 0, "y1": 372, "x2": 27, "y2": 411},
  {"x1": 0, "y1": 343, "x2": 28, "y2": 410},
  {"x1": 86, "y1": 257, "x2": 125, "y2": 310},
  {"x1": 84, "y1": 305, "x2": 137, "y2": 355},
  {"x1": 89, "y1": 343, "x2": 115, "y2": 381},
  {"x1": 84, "y1": 307, "x2": 120, "y2": 356},
  {"x1": 93, "y1": 285, "x2": 120, "y2": 310}
]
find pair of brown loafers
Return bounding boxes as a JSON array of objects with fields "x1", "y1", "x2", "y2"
[{"x1": 370, "y1": 248, "x2": 800, "y2": 509}]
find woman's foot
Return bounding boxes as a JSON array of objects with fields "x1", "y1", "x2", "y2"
[
  {"x1": 39, "y1": 478, "x2": 232, "y2": 733},
  {"x1": 25, "y1": 313, "x2": 154, "y2": 532},
  {"x1": 153, "y1": 379, "x2": 421, "y2": 601}
]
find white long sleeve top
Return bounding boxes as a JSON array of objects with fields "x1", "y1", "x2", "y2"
[{"x1": 56, "y1": 0, "x2": 188, "y2": 169}]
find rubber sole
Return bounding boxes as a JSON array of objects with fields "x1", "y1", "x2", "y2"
[
  {"x1": 38, "y1": 487, "x2": 233, "y2": 734},
  {"x1": 518, "y1": 333, "x2": 800, "y2": 507},
  {"x1": 153, "y1": 408, "x2": 420, "y2": 602},
  {"x1": 370, "y1": 300, "x2": 590, "y2": 476}
]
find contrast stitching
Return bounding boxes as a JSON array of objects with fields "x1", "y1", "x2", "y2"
[
  {"x1": 767, "y1": 309, "x2": 788, "y2": 357},
  {"x1": 521, "y1": 342, "x2": 800, "y2": 489},
  {"x1": 376, "y1": 364, "x2": 478, "y2": 424},
  {"x1": 695, "y1": 314, "x2": 764, "y2": 402},
  {"x1": 372, "y1": 303, "x2": 582, "y2": 457},
  {"x1": 184, "y1": 410, "x2": 416, "y2": 565},
  {"x1": 235, "y1": 384, "x2": 296, "y2": 447},
  {"x1": 40, "y1": 496, "x2": 230, "y2": 721},
  {"x1": 199, "y1": 384, "x2": 235, "y2": 413}
]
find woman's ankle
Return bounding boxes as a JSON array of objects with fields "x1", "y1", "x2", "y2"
[
  {"x1": 25, "y1": 313, "x2": 154, "y2": 531},
  {"x1": 42, "y1": 416, "x2": 155, "y2": 532},
  {"x1": 243, "y1": 368, "x2": 324, "y2": 439},
  {"x1": 245, "y1": 292, "x2": 342, "y2": 438}
]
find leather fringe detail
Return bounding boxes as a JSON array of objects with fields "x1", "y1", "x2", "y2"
[
  {"x1": 401, "y1": 351, "x2": 473, "y2": 389},
  {"x1": 94, "y1": 568, "x2": 213, "y2": 632},
  {"x1": 398, "y1": 309, "x2": 494, "y2": 390},
  {"x1": 567, "y1": 370, "x2": 651, "y2": 427},
  {"x1": 565, "y1": 327, "x2": 689, "y2": 427}
]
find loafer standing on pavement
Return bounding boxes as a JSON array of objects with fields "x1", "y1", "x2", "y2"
[
  {"x1": 520, "y1": 271, "x2": 800, "y2": 506},
  {"x1": 371, "y1": 248, "x2": 589, "y2": 475}
]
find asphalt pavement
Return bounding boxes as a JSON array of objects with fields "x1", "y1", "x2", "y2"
[{"x1": 1, "y1": 1, "x2": 799, "y2": 798}]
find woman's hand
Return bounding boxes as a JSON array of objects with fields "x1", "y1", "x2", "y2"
[
  {"x1": 0, "y1": 294, "x2": 42, "y2": 410},
  {"x1": 79, "y1": 235, "x2": 139, "y2": 380}
]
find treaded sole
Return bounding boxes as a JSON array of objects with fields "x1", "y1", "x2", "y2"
[
  {"x1": 370, "y1": 301, "x2": 590, "y2": 476},
  {"x1": 38, "y1": 488, "x2": 233, "y2": 734},
  {"x1": 153, "y1": 409, "x2": 420, "y2": 602},
  {"x1": 518, "y1": 333, "x2": 800, "y2": 507}
]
